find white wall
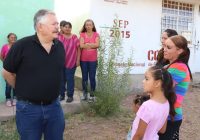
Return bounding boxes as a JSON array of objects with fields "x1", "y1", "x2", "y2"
[
  {"x1": 196, "y1": 2, "x2": 200, "y2": 72},
  {"x1": 187, "y1": 1, "x2": 200, "y2": 73},
  {"x1": 90, "y1": 0, "x2": 162, "y2": 74},
  {"x1": 54, "y1": 0, "x2": 91, "y2": 35}
]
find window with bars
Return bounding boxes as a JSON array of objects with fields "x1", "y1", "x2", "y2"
[{"x1": 161, "y1": 0, "x2": 194, "y2": 43}]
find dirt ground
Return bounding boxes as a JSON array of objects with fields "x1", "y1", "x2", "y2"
[{"x1": 64, "y1": 84, "x2": 200, "y2": 140}]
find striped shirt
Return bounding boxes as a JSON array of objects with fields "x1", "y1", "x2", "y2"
[
  {"x1": 168, "y1": 62, "x2": 190, "y2": 121},
  {"x1": 58, "y1": 34, "x2": 80, "y2": 68}
]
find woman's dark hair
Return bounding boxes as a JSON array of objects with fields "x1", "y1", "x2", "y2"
[
  {"x1": 156, "y1": 29, "x2": 178, "y2": 67},
  {"x1": 167, "y1": 35, "x2": 193, "y2": 81},
  {"x1": 133, "y1": 94, "x2": 150, "y2": 105},
  {"x1": 149, "y1": 66, "x2": 176, "y2": 121},
  {"x1": 156, "y1": 48, "x2": 168, "y2": 67},
  {"x1": 60, "y1": 21, "x2": 72, "y2": 28},
  {"x1": 80, "y1": 19, "x2": 96, "y2": 33},
  {"x1": 7, "y1": 33, "x2": 17, "y2": 39},
  {"x1": 164, "y1": 29, "x2": 178, "y2": 38},
  {"x1": 60, "y1": 20, "x2": 67, "y2": 27}
]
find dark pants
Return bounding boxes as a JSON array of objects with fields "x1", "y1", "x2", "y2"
[
  {"x1": 60, "y1": 67, "x2": 76, "y2": 98},
  {"x1": 159, "y1": 120, "x2": 182, "y2": 140},
  {"x1": 5, "y1": 81, "x2": 15, "y2": 99},
  {"x1": 16, "y1": 99, "x2": 65, "y2": 140},
  {"x1": 80, "y1": 61, "x2": 97, "y2": 92}
]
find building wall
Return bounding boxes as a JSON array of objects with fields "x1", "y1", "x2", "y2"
[
  {"x1": 90, "y1": 0, "x2": 162, "y2": 74},
  {"x1": 91, "y1": 0, "x2": 200, "y2": 74},
  {"x1": 54, "y1": 0, "x2": 90, "y2": 35},
  {"x1": 191, "y1": 2, "x2": 200, "y2": 73},
  {"x1": 90, "y1": 0, "x2": 200, "y2": 91},
  {"x1": 0, "y1": 0, "x2": 54, "y2": 102}
]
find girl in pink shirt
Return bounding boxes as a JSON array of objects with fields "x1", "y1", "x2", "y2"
[
  {"x1": 131, "y1": 66, "x2": 176, "y2": 140},
  {"x1": 0, "y1": 33, "x2": 17, "y2": 106},
  {"x1": 80, "y1": 19, "x2": 100, "y2": 101}
]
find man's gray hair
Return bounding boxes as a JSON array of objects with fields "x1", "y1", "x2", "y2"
[{"x1": 33, "y1": 9, "x2": 55, "y2": 30}]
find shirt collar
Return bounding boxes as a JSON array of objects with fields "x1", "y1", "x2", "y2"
[{"x1": 32, "y1": 33, "x2": 58, "y2": 46}]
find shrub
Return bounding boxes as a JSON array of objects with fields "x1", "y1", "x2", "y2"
[{"x1": 90, "y1": 16, "x2": 133, "y2": 117}]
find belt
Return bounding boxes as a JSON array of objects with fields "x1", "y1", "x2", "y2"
[{"x1": 17, "y1": 97, "x2": 53, "y2": 105}]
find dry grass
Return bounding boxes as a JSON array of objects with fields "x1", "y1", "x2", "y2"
[
  {"x1": 64, "y1": 86, "x2": 200, "y2": 140},
  {"x1": 64, "y1": 109, "x2": 133, "y2": 140}
]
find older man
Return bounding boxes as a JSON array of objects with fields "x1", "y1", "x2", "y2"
[{"x1": 2, "y1": 9, "x2": 65, "y2": 140}]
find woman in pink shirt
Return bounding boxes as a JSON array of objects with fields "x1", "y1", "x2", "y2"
[
  {"x1": 131, "y1": 66, "x2": 176, "y2": 140},
  {"x1": 0, "y1": 33, "x2": 17, "y2": 106},
  {"x1": 80, "y1": 19, "x2": 100, "y2": 101},
  {"x1": 58, "y1": 21, "x2": 80, "y2": 103}
]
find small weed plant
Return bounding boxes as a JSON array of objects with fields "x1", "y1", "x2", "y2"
[{"x1": 90, "y1": 16, "x2": 133, "y2": 117}]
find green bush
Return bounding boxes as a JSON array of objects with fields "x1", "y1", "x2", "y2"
[
  {"x1": 90, "y1": 16, "x2": 133, "y2": 117},
  {"x1": 90, "y1": 91, "x2": 121, "y2": 117}
]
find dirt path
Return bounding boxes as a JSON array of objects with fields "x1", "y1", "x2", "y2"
[{"x1": 180, "y1": 87, "x2": 200, "y2": 140}]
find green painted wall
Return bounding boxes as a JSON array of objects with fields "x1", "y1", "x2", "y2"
[{"x1": 0, "y1": 0, "x2": 54, "y2": 102}]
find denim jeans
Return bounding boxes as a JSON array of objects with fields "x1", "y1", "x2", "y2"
[
  {"x1": 80, "y1": 61, "x2": 97, "y2": 92},
  {"x1": 16, "y1": 99, "x2": 65, "y2": 140},
  {"x1": 159, "y1": 120, "x2": 182, "y2": 140},
  {"x1": 60, "y1": 67, "x2": 76, "y2": 98},
  {"x1": 5, "y1": 81, "x2": 15, "y2": 99}
]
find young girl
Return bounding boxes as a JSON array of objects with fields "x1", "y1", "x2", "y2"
[
  {"x1": 131, "y1": 66, "x2": 176, "y2": 140},
  {"x1": 127, "y1": 94, "x2": 150, "y2": 140}
]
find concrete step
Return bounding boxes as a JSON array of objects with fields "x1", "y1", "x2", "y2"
[
  {"x1": 0, "y1": 89, "x2": 84, "y2": 122},
  {"x1": 0, "y1": 102, "x2": 16, "y2": 122},
  {"x1": 74, "y1": 67, "x2": 82, "y2": 90}
]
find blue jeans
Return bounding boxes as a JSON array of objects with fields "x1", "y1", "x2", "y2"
[
  {"x1": 60, "y1": 67, "x2": 76, "y2": 98},
  {"x1": 5, "y1": 81, "x2": 15, "y2": 99},
  {"x1": 159, "y1": 120, "x2": 182, "y2": 140},
  {"x1": 16, "y1": 99, "x2": 65, "y2": 140},
  {"x1": 80, "y1": 61, "x2": 97, "y2": 92}
]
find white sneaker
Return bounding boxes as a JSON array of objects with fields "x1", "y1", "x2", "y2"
[
  {"x1": 88, "y1": 96, "x2": 95, "y2": 102},
  {"x1": 81, "y1": 92, "x2": 88, "y2": 101},
  {"x1": 6, "y1": 100, "x2": 12, "y2": 107},
  {"x1": 12, "y1": 99, "x2": 17, "y2": 106}
]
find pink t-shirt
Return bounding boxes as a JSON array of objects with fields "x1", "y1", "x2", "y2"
[
  {"x1": 131, "y1": 100, "x2": 169, "y2": 140},
  {"x1": 58, "y1": 34, "x2": 80, "y2": 69},
  {"x1": 80, "y1": 32, "x2": 99, "y2": 62},
  {"x1": 0, "y1": 44, "x2": 10, "y2": 60}
]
